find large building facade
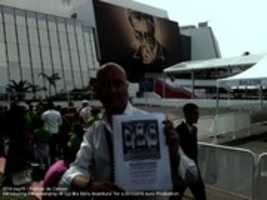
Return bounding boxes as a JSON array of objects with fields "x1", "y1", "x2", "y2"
[
  {"x1": 0, "y1": 5, "x2": 98, "y2": 96},
  {"x1": 0, "y1": 0, "x2": 222, "y2": 99}
]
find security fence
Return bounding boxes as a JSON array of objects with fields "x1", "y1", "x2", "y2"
[
  {"x1": 198, "y1": 143, "x2": 267, "y2": 200},
  {"x1": 198, "y1": 142, "x2": 257, "y2": 199},
  {"x1": 255, "y1": 153, "x2": 267, "y2": 200}
]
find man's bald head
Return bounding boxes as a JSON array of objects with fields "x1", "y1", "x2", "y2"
[
  {"x1": 96, "y1": 62, "x2": 127, "y2": 81},
  {"x1": 95, "y1": 62, "x2": 129, "y2": 120}
]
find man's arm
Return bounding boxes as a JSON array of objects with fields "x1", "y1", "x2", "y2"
[
  {"x1": 59, "y1": 131, "x2": 93, "y2": 189},
  {"x1": 164, "y1": 119, "x2": 180, "y2": 168},
  {"x1": 57, "y1": 112, "x2": 63, "y2": 126}
]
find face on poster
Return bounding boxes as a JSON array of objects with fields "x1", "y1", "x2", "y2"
[
  {"x1": 93, "y1": 0, "x2": 183, "y2": 81},
  {"x1": 122, "y1": 119, "x2": 161, "y2": 161}
]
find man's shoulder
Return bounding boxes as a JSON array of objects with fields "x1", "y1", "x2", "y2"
[
  {"x1": 176, "y1": 121, "x2": 188, "y2": 133},
  {"x1": 176, "y1": 121, "x2": 186, "y2": 129},
  {"x1": 84, "y1": 119, "x2": 105, "y2": 138}
]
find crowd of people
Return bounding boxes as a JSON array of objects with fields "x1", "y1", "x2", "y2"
[
  {"x1": 0, "y1": 98, "x2": 101, "y2": 187},
  {"x1": 0, "y1": 62, "x2": 206, "y2": 200}
]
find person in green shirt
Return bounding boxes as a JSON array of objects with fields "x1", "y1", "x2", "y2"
[
  {"x1": 67, "y1": 123, "x2": 84, "y2": 153},
  {"x1": 33, "y1": 119, "x2": 51, "y2": 172}
]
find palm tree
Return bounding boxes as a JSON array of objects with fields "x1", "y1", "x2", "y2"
[
  {"x1": 6, "y1": 80, "x2": 32, "y2": 100},
  {"x1": 39, "y1": 72, "x2": 61, "y2": 97},
  {"x1": 29, "y1": 83, "x2": 47, "y2": 99}
]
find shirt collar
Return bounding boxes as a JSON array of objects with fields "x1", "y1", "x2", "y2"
[
  {"x1": 184, "y1": 120, "x2": 195, "y2": 133},
  {"x1": 103, "y1": 102, "x2": 134, "y2": 133}
]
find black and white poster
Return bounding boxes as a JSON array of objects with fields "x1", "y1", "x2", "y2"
[
  {"x1": 93, "y1": 0, "x2": 183, "y2": 82},
  {"x1": 112, "y1": 113, "x2": 172, "y2": 191}
]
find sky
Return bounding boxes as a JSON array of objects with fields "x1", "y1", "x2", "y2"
[
  {"x1": 1, "y1": 0, "x2": 267, "y2": 58},
  {"x1": 136, "y1": 0, "x2": 267, "y2": 58}
]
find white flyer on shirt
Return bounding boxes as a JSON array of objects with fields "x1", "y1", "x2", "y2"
[{"x1": 112, "y1": 112, "x2": 172, "y2": 191}]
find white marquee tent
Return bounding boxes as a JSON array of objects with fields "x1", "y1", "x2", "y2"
[
  {"x1": 217, "y1": 55, "x2": 267, "y2": 87},
  {"x1": 216, "y1": 55, "x2": 267, "y2": 109}
]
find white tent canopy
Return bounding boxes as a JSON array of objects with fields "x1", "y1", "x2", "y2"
[
  {"x1": 164, "y1": 54, "x2": 264, "y2": 74},
  {"x1": 217, "y1": 55, "x2": 267, "y2": 87}
]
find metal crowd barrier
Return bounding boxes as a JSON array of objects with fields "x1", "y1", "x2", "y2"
[
  {"x1": 198, "y1": 142, "x2": 257, "y2": 199},
  {"x1": 209, "y1": 112, "x2": 251, "y2": 138},
  {"x1": 255, "y1": 153, "x2": 267, "y2": 200}
]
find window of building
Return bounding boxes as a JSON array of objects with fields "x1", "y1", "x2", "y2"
[
  {"x1": 58, "y1": 21, "x2": 66, "y2": 32},
  {"x1": 43, "y1": 64, "x2": 53, "y2": 75},
  {"x1": 29, "y1": 28, "x2": 39, "y2": 45},
  {"x1": 64, "y1": 69, "x2": 73, "y2": 90},
  {"x1": 0, "y1": 67, "x2": 8, "y2": 85},
  {"x1": 17, "y1": 26, "x2": 28, "y2": 44},
  {"x1": 81, "y1": 69, "x2": 90, "y2": 86},
  {"x1": 7, "y1": 43, "x2": 18, "y2": 62},
  {"x1": 5, "y1": 24, "x2": 16, "y2": 43},
  {"x1": 39, "y1": 29, "x2": 49, "y2": 47},
  {"x1": 49, "y1": 31, "x2": 59, "y2": 48},
  {"x1": 32, "y1": 67, "x2": 42, "y2": 82},
  {"x1": 9, "y1": 62, "x2": 21, "y2": 81},
  {"x1": 54, "y1": 68, "x2": 64, "y2": 90},
  {"x1": 71, "y1": 50, "x2": 79, "y2": 67},
  {"x1": 59, "y1": 32, "x2": 68, "y2": 50},
  {"x1": 21, "y1": 65, "x2": 33, "y2": 83},
  {"x1": 0, "y1": 17, "x2": 5, "y2": 42},
  {"x1": 16, "y1": 14, "x2": 26, "y2": 27},
  {"x1": 41, "y1": 47, "x2": 51, "y2": 65},
  {"x1": 37, "y1": 15, "x2": 47, "y2": 30},
  {"x1": 0, "y1": 42, "x2": 7, "y2": 66},
  {"x1": 67, "y1": 23, "x2": 74, "y2": 33},
  {"x1": 80, "y1": 50, "x2": 87, "y2": 70},
  {"x1": 3, "y1": 8, "x2": 14, "y2": 24},
  {"x1": 0, "y1": 9, "x2": 3, "y2": 24},
  {"x1": 68, "y1": 33, "x2": 76, "y2": 50},
  {"x1": 19, "y1": 44, "x2": 30, "y2": 65},
  {"x1": 27, "y1": 13, "x2": 36, "y2": 28},
  {"x1": 30, "y1": 45, "x2": 41, "y2": 66},
  {"x1": 48, "y1": 17, "x2": 56, "y2": 32},
  {"x1": 62, "y1": 50, "x2": 70, "y2": 67},
  {"x1": 52, "y1": 48, "x2": 61, "y2": 67},
  {"x1": 73, "y1": 70, "x2": 81, "y2": 88}
]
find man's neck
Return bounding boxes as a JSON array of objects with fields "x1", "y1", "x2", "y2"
[{"x1": 185, "y1": 120, "x2": 193, "y2": 126}]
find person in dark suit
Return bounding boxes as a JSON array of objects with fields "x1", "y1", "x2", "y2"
[{"x1": 175, "y1": 103, "x2": 206, "y2": 200}]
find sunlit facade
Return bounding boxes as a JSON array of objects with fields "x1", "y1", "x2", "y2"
[{"x1": 0, "y1": 5, "x2": 98, "y2": 95}]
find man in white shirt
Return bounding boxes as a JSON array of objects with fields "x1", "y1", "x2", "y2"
[
  {"x1": 41, "y1": 101, "x2": 63, "y2": 162},
  {"x1": 60, "y1": 63, "x2": 179, "y2": 195}
]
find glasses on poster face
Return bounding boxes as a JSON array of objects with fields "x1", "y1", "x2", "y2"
[{"x1": 134, "y1": 31, "x2": 155, "y2": 45}]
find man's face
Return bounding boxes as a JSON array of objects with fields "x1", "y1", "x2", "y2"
[
  {"x1": 130, "y1": 16, "x2": 157, "y2": 64},
  {"x1": 131, "y1": 17, "x2": 155, "y2": 46},
  {"x1": 185, "y1": 108, "x2": 199, "y2": 125},
  {"x1": 96, "y1": 66, "x2": 129, "y2": 115}
]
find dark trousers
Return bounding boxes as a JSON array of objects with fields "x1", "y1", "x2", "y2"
[
  {"x1": 49, "y1": 134, "x2": 59, "y2": 163},
  {"x1": 176, "y1": 176, "x2": 206, "y2": 200}
]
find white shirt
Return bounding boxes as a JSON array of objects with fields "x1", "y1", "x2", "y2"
[
  {"x1": 41, "y1": 109, "x2": 63, "y2": 134},
  {"x1": 60, "y1": 103, "x2": 146, "y2": 187}
]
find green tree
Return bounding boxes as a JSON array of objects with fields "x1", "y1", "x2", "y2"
[
  {"x1": 29, "y1": 83, "x2": 47, "y2": 99},
  {"x1": 6, "y1": 80, "x2": 32, "y2": 100},
  {"x1": 39, "y1": 72, "x2": 61, "y2": 97}
]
